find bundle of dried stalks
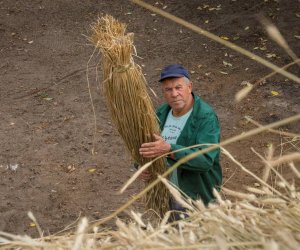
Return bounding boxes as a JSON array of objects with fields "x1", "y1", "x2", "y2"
[{"x1": 89, "y1": 15, "x2": 169, "y2": 215}]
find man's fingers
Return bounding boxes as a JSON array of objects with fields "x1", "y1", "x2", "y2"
[
  {"x1": 140, "y1": 151, "x2": 157, "y2": 158},
  {"x1": 140, "y1": 141, "x2": 156, "y2": 148},
  {"x1": 139, "y1": 144, "x2": 158, "y2": 154},
  {"x1": 140, "y1": 135, "x2": 162, "y2": 148}
]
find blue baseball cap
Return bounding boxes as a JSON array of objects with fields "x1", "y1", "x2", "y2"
[{"x1": 159, "y1": 64, "x2": 190, "y2": 82}]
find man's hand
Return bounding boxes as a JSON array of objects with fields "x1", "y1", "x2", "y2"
[{"x1": 139, "y1": 134, "x2": 171, "y2": 158}]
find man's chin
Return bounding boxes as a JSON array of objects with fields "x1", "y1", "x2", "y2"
[{"x1": 171, "y1": 105, "x2": 184, "y2": 113}]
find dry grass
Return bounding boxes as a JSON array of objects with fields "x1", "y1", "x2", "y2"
[
  {"x1": 89, "y1": 15, "x2": 169, "y2": 215},
  {"x1": 1, "y1": 139, "x2": 300, "y2": 249}
]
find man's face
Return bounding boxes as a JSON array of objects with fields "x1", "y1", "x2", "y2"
[{"x1": 162, "y1": 77, "x2": 192, "y2": 114}]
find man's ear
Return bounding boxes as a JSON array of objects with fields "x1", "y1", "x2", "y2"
[{"x1": 189, "y1": 81, "x2": 193, "y2": 93}]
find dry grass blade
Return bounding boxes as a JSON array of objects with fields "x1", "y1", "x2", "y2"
[
  {"x1": 221, "y1": 147, "x2": 282, "y2": 197},
  {"x1": 90, "y1": 15, "x2": 169, "y2": 215},
  {"x1": 251, "y1": 147, "x2": 295, "y2": 193},
  {"x1": 131, "y1": 0, "x2": 300, "y2": 84},
  {"x1": 120, "y1": 161, "x2": 153, "y2": 193},
  {"x1": 235, "y1": 82, "x2": 253, "y2": 102},
  {"x1": 130, "y1": 211, "x2": 146, "y2": 228},
  {"x1": 222, "y1": 187, "x2": 256, "y2": 201},
  {"x1": 289, "y1": 162, "x2": 300, "y2": 178},
  {"x1": 246, "y1": 186, "x2": 272, "y2": 195},
  {"x1": 260, "y1": 15, "x2": 300, "y2": 67},
  {"x1": 72, "y1": 218, "x2": 88, "y2": 250},
  {"x1": 245, "y1": 116, "x2": 300, "y2": 138},
  {"x1": 269, "y1": 153, "x2": 300, "y2": 167},
  {"x1": 27, "y1": 211, "x2": 43, "y2": 238},
  {"x1": 262, "y1": 143, "x2": 274, "y2": 182},
  {"x1": 158, "y1": 176, "x2": 194, "y2": 211},
  {"x1": 236, "y1": 59, "x2": 300, "y2": 102}
]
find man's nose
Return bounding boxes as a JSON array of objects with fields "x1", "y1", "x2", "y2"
[{"x1": 171, "y1": 89, "x2": 178, "y2": 97}]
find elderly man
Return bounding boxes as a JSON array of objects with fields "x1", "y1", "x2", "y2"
[{"x1": 139, "y1": 64, "x2": 222, "y2": 210}]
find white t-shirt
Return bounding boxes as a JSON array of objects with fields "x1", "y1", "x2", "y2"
[{"x1": 161, "y1": 108, "x2": 193, "y2": 186}]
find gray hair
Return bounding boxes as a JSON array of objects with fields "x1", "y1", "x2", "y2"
[{"x1": 183, "y1": 76, "x2": 191, "y2": 84}]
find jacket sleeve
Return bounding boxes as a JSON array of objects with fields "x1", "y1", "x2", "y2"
[{"x1": 170, "y1": 114, "x2": 220, "y2": 172}]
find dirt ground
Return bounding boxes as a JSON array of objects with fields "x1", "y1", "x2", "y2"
[{"x1": 0, "y1": 0, "x2": 299, "y2": 235}]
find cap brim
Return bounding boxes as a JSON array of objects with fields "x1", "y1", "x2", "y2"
[{"x1": 159, "y1": 74, "x2": 186, "y2": 82}]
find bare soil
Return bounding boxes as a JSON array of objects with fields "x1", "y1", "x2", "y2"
[{"x1": 0, "y1": 0, "x2": 299, "y2": 235}]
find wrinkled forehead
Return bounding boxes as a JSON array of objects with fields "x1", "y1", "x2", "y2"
[{"x1": 161, "y1": 77, "x2": 186, "y2": 87}]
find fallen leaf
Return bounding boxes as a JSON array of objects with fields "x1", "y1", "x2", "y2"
[
  {"x1": 190, "y1": 70, "x2": 195, "y2": 74},
  {"x1": 223, "y1": 60, "x2": 232, "y2": 67},
  {"x1": 220, "y1": 36, "x2": 229, "y2": 40},
  {"x1": 244, "y1": 26, "x2": 249, "y2": 30},
  {"x1": 88, "y1": 168, "x2": 96, "y2": 173},
  {"x1": 266, "y1": 53, "x2": 277, "y2": 58},
  {"x1": 271, "y1": 90, "x2": 279, "y2": 96},
  {"x1": 67, "y1": 165, "x2": 76, "y2": 173},
  {"x1": 219, "y1": 71, "x2": 228, "y2": 75},
  {"x1": 296, "y1": 13, "x2": 300, "y2": 18},
  {"x1": 30, "y1": 223, "x2": 36, "y2": 227},
  {"x1": 162, "y1": 5, "x2": 167, "y2": 9},
  {"x1": 259, "y1": 47, "x2": 267, "y2": 51},
  {"x1": 39, "y1": 92, "x2": 49, "y2": 98},
  {"x1": 294, "y1": 35, "x2": 300, "y2": 40},
  {"x1": 204, "y1": 20, "x2": 209, "y2": 24},
  {"x1": 43, "y1": 97, "x2": 53, "y2": 101},
  {"x1": 28, "y1": 40, "x2": 34, "y2": 44},
  {"x1": 233, "y1": 36, "x2": 239, "y2": 40}
]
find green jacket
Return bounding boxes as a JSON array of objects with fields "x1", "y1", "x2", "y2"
[{"x1": 157, "y1": 94, "x2": 222, "y2": 205}]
